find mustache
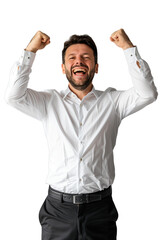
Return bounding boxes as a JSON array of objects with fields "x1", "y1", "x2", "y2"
[{"x1": 71, "y1": 64, "x2": 88, "y2": 71}]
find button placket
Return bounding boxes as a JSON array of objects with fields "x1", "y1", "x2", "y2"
[{"x1": 78, "y1": 103, "x2": 85, "y2": 186}]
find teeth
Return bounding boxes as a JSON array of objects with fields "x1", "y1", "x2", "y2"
[{"x1": 73, "y1": 68, "x2": 86, "y2": 73}]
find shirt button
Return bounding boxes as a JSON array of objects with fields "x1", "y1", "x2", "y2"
[
  {"x1": 80, "y1": 158, "x2": 83, "y2": 161},
  {"x1": 80, "y1": 122, "x2": 82, "y2": 126}
]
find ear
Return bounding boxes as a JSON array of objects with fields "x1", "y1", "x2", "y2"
[
  {"x1": 95, "y1": 63, "x2": 99, "y2": 74},
  {"x1": 61, "y1": 64, "x2": 66, "y2": 74}
]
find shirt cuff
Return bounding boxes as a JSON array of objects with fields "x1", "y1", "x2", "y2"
[
  {"x1": 19, "y1": 50, "x2": 36, "y2": 66},
  {"x1": 123, "y1": 46, "x2": 141, "y2": 64}
]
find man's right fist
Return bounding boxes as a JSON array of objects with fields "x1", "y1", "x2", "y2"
[{"x1": 25, "y1": 31, "x2": 50, "y2": 53}]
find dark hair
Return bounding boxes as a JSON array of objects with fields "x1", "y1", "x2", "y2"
[{"x1": 62, "y1": 34, "x2": 98, "y2": 64}]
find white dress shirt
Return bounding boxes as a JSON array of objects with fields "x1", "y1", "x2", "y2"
[{"x1": 5, "y1": 47, "x2": 158, "y2": 194}]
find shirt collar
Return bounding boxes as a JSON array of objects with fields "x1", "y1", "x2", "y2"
[
  {"x1": 62, "y1": 85, "x2": 99, "y2": 100},
  {"x1": 63, "y1": 87, "x2": 71, "y2": 99}
]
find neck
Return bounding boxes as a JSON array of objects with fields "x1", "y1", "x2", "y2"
[{"x1": 68, "y1": 83, "x2": 93, "y2": 100}]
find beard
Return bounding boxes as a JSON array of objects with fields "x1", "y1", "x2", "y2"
[{"x1": 65, "y1": 65, "x2": 96, "y2": 91}]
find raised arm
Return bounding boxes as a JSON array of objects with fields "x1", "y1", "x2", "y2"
[
  {"x1": 109, "y1": 29, "x2": 158, "y2": 119},
  {"x1": 5, "y1": 31, "x2": 52, "y2": 120}
]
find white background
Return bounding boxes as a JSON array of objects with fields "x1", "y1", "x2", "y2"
[{"x1": 0, "y1": 0, "x2": 160, "y2": 239}]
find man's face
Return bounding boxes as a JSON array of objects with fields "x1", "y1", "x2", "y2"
[{"x1": 62, "y1": 44, "x2": 98, "y2": 91}]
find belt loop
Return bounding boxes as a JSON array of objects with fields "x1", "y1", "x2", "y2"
[
  {"x1": 60, "y1": 193, "x2": 63, "y2": 203},
  {"x1": 86, "y1": 194, "x2": 89, "y2": 203}
]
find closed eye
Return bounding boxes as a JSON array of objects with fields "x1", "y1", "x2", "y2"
[{"x1": 69, "y1": 57, "x2": 75, "y2": 60}]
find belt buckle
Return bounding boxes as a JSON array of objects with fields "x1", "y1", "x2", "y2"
[{"x1": 73, "y1": 194, "x2": 84, "y2": 204}]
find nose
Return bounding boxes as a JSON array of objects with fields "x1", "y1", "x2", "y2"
[{"x1": 75, "y1": 56, "x2": 84, "y2": 66}]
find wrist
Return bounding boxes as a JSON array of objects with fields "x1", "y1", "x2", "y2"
[
  {"x1": 122, "y1": 42, "x2": 134, "y2": 50},
  {"x1": 25, "y1": 46, "x2": 38, "y2": 53}
]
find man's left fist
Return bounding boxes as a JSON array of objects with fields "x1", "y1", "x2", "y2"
[{"x1": 110, "y1": 29, "x2": 134, "y2": 50}]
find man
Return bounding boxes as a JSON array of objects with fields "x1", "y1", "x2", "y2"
[{"x1": 6, "y1": 29, "x2": 158, "y2": 240}]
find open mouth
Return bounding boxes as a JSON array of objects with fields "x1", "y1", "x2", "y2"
[{"x1": 72, "y1": 68, "x2": 87, "y2": 76}]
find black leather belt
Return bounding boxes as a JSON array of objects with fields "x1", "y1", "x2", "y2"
[{"x1": 48, "y1": 186, "x2": 112, "y2": 204}]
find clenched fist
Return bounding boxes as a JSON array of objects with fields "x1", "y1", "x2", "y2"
[
  {"x1": 26, "y1": 31, "x2": 50, "y2": 53},
  {"x1": 110, "y1": 29, "x2": 134, "y2": 50}
]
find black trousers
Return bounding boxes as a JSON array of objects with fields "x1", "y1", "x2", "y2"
[{"x1": 39, "y1": 190, "x2": 118, "y2": 240}]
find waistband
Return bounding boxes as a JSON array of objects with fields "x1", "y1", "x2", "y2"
[{"x1": 48, "y1": 186, "x2": 112, "y2": 204}]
